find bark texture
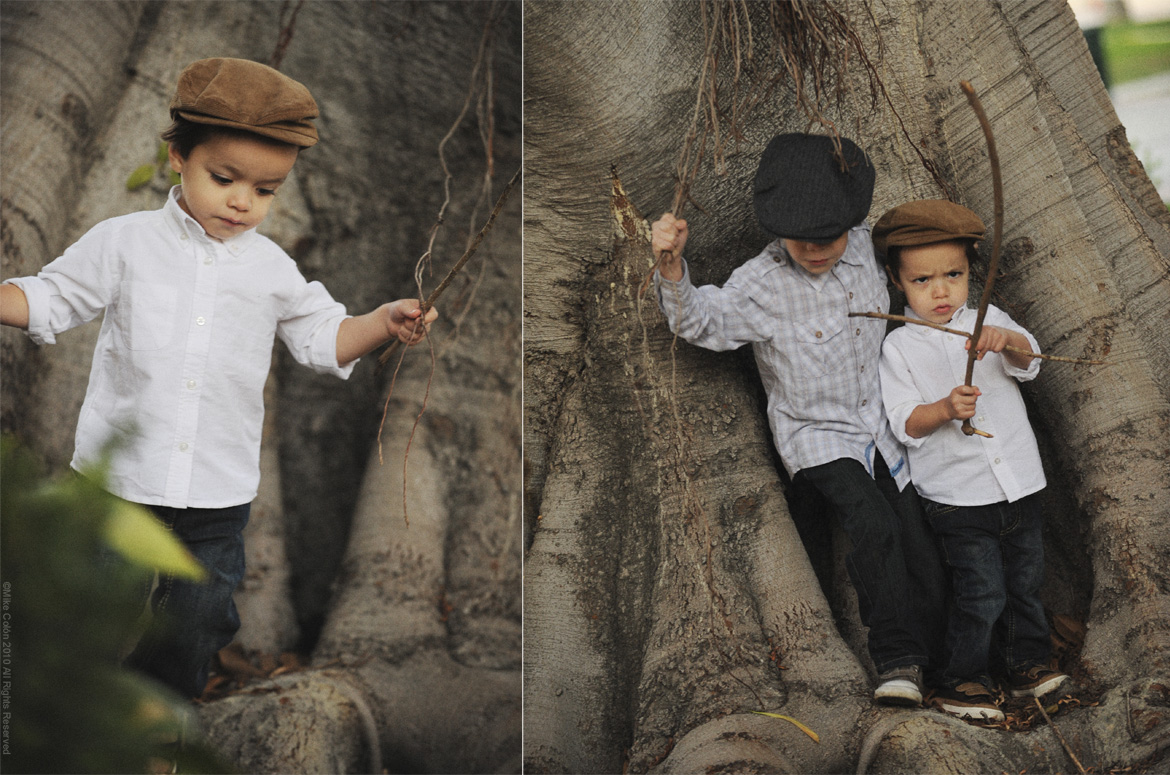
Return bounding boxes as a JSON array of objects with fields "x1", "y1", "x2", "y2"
[
  {"x1": 1, "y1": 1, "x2": 521, "y2": 772},
  {"x1": 523, "y1": 1, "x2": 1170, "y2": 773}
]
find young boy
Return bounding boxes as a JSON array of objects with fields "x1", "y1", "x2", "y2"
[
  {"x1": 0, "y1": 58, "x2": 438, "y2": 698},
  {"x1": 651, "y1": 133, "x2": 947, "y2": 706},
  {"x1": 873, "y1": 199, "x2": 1068, "y2": 721}
]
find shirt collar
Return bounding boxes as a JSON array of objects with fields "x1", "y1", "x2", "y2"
[{"x1": 163, "y1": 186, "x2": 258, "y2": 256}]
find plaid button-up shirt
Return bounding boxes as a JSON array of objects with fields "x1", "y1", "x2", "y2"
[{"x1": 654, "y1": 224, "x2": 910, "y2": 489}]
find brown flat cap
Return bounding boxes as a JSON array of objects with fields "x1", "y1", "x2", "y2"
[
  {"x1": 872, "y1": 199, "x2": 984, "y2": 254},
  {"x1": 170, "y1": 58, "x2": 318, "y2": 147}
]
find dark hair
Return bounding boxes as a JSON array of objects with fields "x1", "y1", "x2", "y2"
[
  {"x1": 883, "y1": 239, "x2": 981, "y2": 277},
  {"x1": 161, "y1": 116, "x2": 301, "y2": 159}
]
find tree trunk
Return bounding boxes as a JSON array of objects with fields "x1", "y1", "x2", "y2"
[
  {"x1": 523, "y1": 1, "x2": 1170, "y2": 773},
  {"x1": 1, "y1": 1, "x2": 521, "y2": 772}
]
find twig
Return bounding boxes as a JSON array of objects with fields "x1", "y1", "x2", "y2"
[
  {"x1": 847, "y1": 311, "x2": 1110, "y2": 366},
  {"x1": 269, "y1": 0, "x2": 306, "y2": 70},
  {"x1": 958, "y1": 80, "x2": 1004, "y2": 438},
  {"x1": 1034, "y1": 697, "x2": 1088, "y2": 775},
  {"x1": 377, "y1": 166, "x2": 520, "y2": 367}
]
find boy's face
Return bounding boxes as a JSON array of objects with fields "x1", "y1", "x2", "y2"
[
  {"x1": 889, "y1": 241, "x2": 970, "y2": 324},
  {"x1": 783, "y1": 233, "x2": 850, "y2": 276},
  {"x1": 168, "y1": 132, "x2": 298, "y2": 241}
]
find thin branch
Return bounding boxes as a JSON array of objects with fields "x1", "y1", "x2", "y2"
[
  {"x1": 848, "y1": 311, "x2": 1110, "y2": 366},
  {"x1": 1034, "y1": 698, "x2": 1088, "y2": 775}
]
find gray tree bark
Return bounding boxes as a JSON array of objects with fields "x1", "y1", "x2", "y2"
[
  {"x1": 1, "y1": 1, "x2": 521, "y2": 772},
  {"x1": 523, "y1": 1, "x2": 1170, "y2": 773}
]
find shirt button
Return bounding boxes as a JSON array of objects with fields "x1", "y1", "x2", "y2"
[
  {"x1": 994, "y1": 457, "x2": 1002, "y2": 464},
  {"x1": 855, "y1": 328, "x2": 861, "y2": 336},
  {"x1": 178, "y1": 442, "x2": 190, "y2": 452},
  {"x1": 180, "y1": 233, "x2": 189, "y2": 241},
  {"x1": 187, "y1": 380, "x2": 197, "y2": 390},
  {"x1": 848, "y1": 292, "x2": 854, "y2": 299},
  {"x1": 203, "y1": 256, "x2": 213, "y2": 265},
  {"x1": 860, "y1": 365, "x2": 865, "y2": 373},
  {"x1": 861, "y1": 399, "x2": 868, "y2": 406},
  {"x1": 196, "y1": 316, "x2": 206, "y2": 326},
  {"x1": 815, "y1": 331, "x2": 823, "y2": 339}
]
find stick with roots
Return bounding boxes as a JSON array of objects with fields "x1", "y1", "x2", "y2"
[
  {"x1": 377, "y1": 167, "x2": 520, "y2": 368},
  {"x1": 374, "y1": 167, "x2": 519, "y2": 526}
]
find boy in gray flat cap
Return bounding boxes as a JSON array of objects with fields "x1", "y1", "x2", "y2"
[
  {"x1": 1, "y1": 58, "x2": 438, "y2": 699},
  {"x1": 652, "y1": 133, "x2": 947, "y2": 706}
]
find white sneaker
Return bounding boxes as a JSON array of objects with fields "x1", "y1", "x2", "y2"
[{"x1": 874, "y1": 665, "x2": 924, "y2": 706}]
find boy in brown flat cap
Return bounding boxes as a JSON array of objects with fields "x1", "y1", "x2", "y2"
[
  {"x1": 652, "y1": 134, "x2": 947, "y2": 707},
  {"x1": 0, "y1": 58, "x2": 437, "y2": 698},
  {"x1": 874, "y1": 199, "x2": 1068, "y2": 722}
]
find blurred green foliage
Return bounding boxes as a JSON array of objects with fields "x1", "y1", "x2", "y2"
[
  {"x1": 1104, "y1": 19, "x2": 1170, "y2": 85},
  {"x1": 127, "y1": 142, "x2": 181, "y2": 192},
  {"x1": 0, "y1": 436, "x2": 231, "y2": 774}
]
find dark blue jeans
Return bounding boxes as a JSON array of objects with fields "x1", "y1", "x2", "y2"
[
  {"x1": 923, "y1": 492, "x2": 1050, "y2": 688},
  {"x1": 124, "y1": 503, "x2": 250, "y2": 698},
  {"x1": 794, "y1": 453, "x2": 947, "y2": 676}
]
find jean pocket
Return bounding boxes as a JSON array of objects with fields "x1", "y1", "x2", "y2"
[{"x1": 922, "y1": 499, "x2": 960, "y2": 523}]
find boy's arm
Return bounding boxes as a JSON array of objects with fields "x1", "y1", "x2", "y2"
[
  {"x1": 904, "y1": 385, "x2": 981, "y2": 439},
  {"x1": 0, "y1": 283, "x2": 30, "y2": 329},
  {"x1": 335, "y1": 299, "x2": 437, "y2": 366},
  {"x1": 968, "y1": 324, "x2": 1034, "y2": 370}
]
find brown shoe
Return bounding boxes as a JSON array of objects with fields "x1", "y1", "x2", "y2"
[
  {"x1": 932, "y1": 682, "x2": 1004, "y2": 721},
  {"x1": 1008, "y1": 664, "x2": 1069, "y2": 698}
]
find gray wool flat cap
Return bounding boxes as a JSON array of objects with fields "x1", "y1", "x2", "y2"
[{"x1": 753, "y1": 133, "x2": 875, "y2": 243}]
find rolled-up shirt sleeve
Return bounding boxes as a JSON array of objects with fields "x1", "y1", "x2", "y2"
[
  {"x1": 276, "y1": 277, "x2": 354, "y2": 378},
  {"x1": 879, "y1": 336, "x2": 929, "y2": 449},
  {"x1": 986, "y1": 306, "x2": 1041, "y2": 382},
  {"x1": 7, "y1": 223, "x2": 118, "y2": 345}
]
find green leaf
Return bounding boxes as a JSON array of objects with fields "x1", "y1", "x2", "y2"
[
  {"x1": 126, "y1": 164, "x2": 156, "y2": 191},
  {"x1": 156, "y1": 141, "x2": 170, "y2": 164},
  {"x1": 103, "y1": 500, "x2": 206, "y2": 581},
  {"x1": 168, "y1": 170, "x2": 181, "y2": 186},
  {"x1": 751, "y1": 711, "x2": 820, "y2": 743}
]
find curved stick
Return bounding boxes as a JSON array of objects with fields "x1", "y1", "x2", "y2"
[{"x1": 958, "y1": 80, "x2": 1004, "y2": 438}]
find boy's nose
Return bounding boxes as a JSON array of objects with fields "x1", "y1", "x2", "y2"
[{"x1": 227, "y1": 188, "x2": 251, "y2": 211}]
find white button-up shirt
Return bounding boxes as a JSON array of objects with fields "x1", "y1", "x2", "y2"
[
  {"x1": 7, "y1": 187, "x2": 353, "y2": 508},
  {"x1": 654, "y1": 225, "x2": 911, "y2": 490},
  {"x1": 879, "y1": 304, "x2": 1046, "y2": 506}
]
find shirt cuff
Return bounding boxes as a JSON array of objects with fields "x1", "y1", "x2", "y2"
[
  {"x1": 886, "y1": 402, "x2": 927, "y2": 449},
  {"x1": 653, "y1": 258, "x2": 692, "y2": 303},
  {"x1": 311, "y1": 315, "x2": 356, "y2": 379},
  {"x1": 6, "y1": 278, "x2": 56, "y2": 345}
]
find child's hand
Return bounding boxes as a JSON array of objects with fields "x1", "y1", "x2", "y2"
[
  {"x1": 387, "y1": 299, "x2": 438, "y2": 346},
  {"x1": 651, "y1": 213, "x2": 687, "y2": 281},
  {"x1": 966, "y1": 325, "x2": 1009, "y2": 360},
  {"x1": 944, "y1": 384, "x2": 981, "y2": 421}
]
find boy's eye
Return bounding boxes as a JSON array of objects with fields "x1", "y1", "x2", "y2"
[
  {"x1": 210, "y1": 173, "x2": 231, "y2": 185},
  {"x1": 257, "y1": 188, "x2": 277, "y2": 197},
  {"x1": 947, "y1": 271, "x2": 964, "y2": 279}
]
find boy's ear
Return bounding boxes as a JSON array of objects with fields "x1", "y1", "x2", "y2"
[
  {"x1": 166, "y1": 143, "x2": 185, "y2": 175},
  {"x1": 886, "y1": 265, "x2": 903, "y2": 291}
]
